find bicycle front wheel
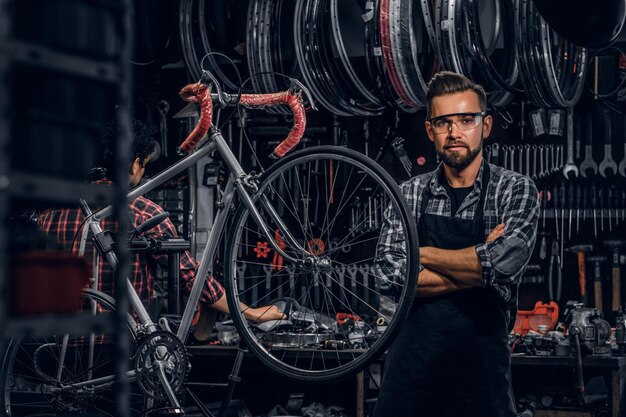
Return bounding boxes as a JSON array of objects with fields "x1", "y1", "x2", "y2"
[
  {"x1": 224, "y1": 146, "x2": 418, "y2": 381},
  {"x1": 0, "y1": 289, "x2": 143, "y2": 417}
]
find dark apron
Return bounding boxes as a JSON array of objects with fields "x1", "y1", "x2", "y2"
[{"x1": 374, "y1": 164, "x2": 516, "y2": 417}]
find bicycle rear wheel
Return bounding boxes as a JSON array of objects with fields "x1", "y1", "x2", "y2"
[
  {"x1": 0, "y1": 289, "x2": 143, "y2": 417},
  {"x1": 224, "y1": 146, "x2": 418, "y2": 381}
]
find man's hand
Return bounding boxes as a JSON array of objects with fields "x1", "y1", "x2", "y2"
[
  {"x1": 486, "y1": 223, "x2": 505, "y2": 243},
  {"x1": 246, "y1": 305, "x2": 287, "y2": 323}
]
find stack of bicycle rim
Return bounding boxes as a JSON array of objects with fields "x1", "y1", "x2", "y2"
[
  {"x1": 368, "y1": 0, "x2": 436, "y2": 112},
  {"x1": 179, "y1": 0, "x2": 250, "y2": 89},
  {"x1": 246, "y1": 0, "x2": 301, "y2": 114},
  {"x1": 435, "y1": 0, "x2": 519, "y2": 107},
  {"x1": 294, "y1": 0, "x2": 385, "y2": 116},
  {"x1": 514, "y1": 0, "x2": 587, "y2": 107}
]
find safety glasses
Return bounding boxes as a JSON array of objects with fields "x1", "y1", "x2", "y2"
[{"x1": 427, "y1": 111, "x2": 486, "y2": 134}]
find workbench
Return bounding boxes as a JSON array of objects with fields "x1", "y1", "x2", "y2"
[{"x1": 511, "y1": 355, "x2": 626, "y2": 417}]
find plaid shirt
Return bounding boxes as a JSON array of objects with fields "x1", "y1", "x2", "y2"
[
  {"x1": 376, "y1": 161, "x2": 540, "y2": 305},
  {"x1": 37, "y1": 183, "x2": 224, "y2": 306}
]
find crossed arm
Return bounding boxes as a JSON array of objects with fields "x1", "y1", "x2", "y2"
[{"x1": 416, "y1": 224, "x2": 504, "y2": 297}]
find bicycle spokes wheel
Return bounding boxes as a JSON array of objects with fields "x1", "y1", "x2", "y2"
[
  {"x1": 1, "y1": 291, "x2": 143, "y2": 417},
  {"x1": 225, "y1": 146, "x2": 418, "y2": 381}
]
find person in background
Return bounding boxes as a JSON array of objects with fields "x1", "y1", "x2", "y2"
[{"x1": 38, "y1": 119, "x2": 284, "y2": 343}]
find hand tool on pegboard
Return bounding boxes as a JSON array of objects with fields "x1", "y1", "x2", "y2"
[
  {"x1": 604, "y1": 240, "x2": 626, "y2": 313},
  {"x1": 565, "y1": 245, "x2": 594, "y2": 306}
]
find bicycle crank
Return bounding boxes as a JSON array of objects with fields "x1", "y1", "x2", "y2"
[{"x1": 134, "y1": 331, "x2": 190, "y2": 403}]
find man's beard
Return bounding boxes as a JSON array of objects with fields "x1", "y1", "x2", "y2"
[{"x1": 436, "y1": 138, "x2": 482, "y2": 170}]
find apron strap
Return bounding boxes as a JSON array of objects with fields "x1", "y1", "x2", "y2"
[{"x1": 419, "y1": 161, "x2": 491, "y2": 222}]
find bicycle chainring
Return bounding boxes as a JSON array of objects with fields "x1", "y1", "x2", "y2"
[{"x1": 133, "y1": 331, "x2": 189, "y2": 401}]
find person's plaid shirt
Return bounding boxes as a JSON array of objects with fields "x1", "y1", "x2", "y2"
[
  {"x1": 38, "y1": 184, "x2": 224, "y2": 306},
  {"x1": 376, "y1": 160, "x2": 540, "y2": 307}
]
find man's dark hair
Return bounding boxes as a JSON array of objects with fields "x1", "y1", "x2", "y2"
[
  {"x1": 425, "y1": 71, "x2": 487, "y2": 118},
  {"x1": 100, "y1": 119, "x2": 156, "y2": 173}
]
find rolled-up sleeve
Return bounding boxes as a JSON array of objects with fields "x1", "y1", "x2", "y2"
[{"x1": 475, "y1": 176, "x2": 539, "y2": 290}]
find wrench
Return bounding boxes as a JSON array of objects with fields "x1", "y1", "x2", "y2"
[
  {"x1": 517, "y1": 145, "x2": 523, "y2": 174},
  {"x1": 580, "y1": 113, "x2": 598, "y2": 178},
  {"x1": 539, "y1": 145, "x2": 546, "y2": 178},
  {"x1": 599, "y1": 109, "x2": 618, "y2": 177},
  {"x1": 336, "y1": 265, "x2": 348, "y2": 308},
  {"x1": 485, "y1": 145, "x2": 492, "y2": 164},
  {"x1": 619, "y1": 115, "x2": 626, "y2": 177},
  {"x1": 531, "y1": 145, "x2": 538, "y2": 180},
  {"x1": 502, "y1": 145, "x2": 510, "y2": 169},
  {"x1": 509, "y1": 145, "x2": 515, "y2": 171},
  {"x1": 359, "y1": 264, "x2": 371, "y2": 307},
  {"x1": 347, "y1": 264, "x2": 359, "y2": 310},
  {"x1": 524, "y1": 144, "x2": 531, "y2": 176},
  {"x1": 562, "y1": 108, "x2": 579, "y2": 179},
  {"x1": 492, "y1": 143, "x2": 500, "y2": 166}
]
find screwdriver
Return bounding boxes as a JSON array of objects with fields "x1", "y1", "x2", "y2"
[
  {"x1": 608, "y1": 186, "x2": 615, "y2": 230},
  {"x1": 575, "y1": 183, "x2": 582, "y2": 233},
  {"x1": 622, "y1": 190, "x2": 626, "y2": 221},
  {"x1": 591, "y1": 182, "x2": 598, "y2": 238},
  {"x1": 598, "y1": 185, "x2": 605, "y2": 233},
  {"x1": 582, "y1": 185, "x2": 588, "y2": 223}
]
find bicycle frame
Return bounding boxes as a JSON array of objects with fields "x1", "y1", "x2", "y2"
[{"x1": 80, "y1": 124, "x2": 308, "y2": 346}]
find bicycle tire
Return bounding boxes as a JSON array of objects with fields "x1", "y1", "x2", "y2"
[
  {"x1": 224, "y1": 146, "x2": 418, "y2": 382},
  {"x1": 0, "y1": 289, "x2": 142, "y2": 417}
]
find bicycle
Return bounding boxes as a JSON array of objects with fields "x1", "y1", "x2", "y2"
[{"x1": 1, "y1": 69, "x2": 419, "y2": 417}]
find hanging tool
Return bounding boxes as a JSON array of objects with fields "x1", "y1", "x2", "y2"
[
  {"x1": 565, "y1": 245, "x2": 594, "y2": 306},
  {"x1": 390, "y1": 137, "x2": 413, "y2": 177},
  {"x1": 587, "y1": 256, "x2": 607, "y2": 312},
  {"x1": 575, "y1": 183, "x2": 582, "y2": 233},
  {"x1": 567, "y1": 182, "x2": 574, "y2": 239},
  {"x1": 359, "y1": 263, "x2": 371, "y2": 307},
  {"x1": 604, "y1": 240, "x2": 625, "y2": 313},
  {"x1": 611, "y1": 186, "x2": 619, "y2": 226},
  {"x1": 562, "y1": 107, "x2": 579, "y2": 179},
  {"x1": 598, "y1": 185, "x2": 605, "y2": 233},
  {"x1": 559, "y1": 182, "x2": 566, "y2": 265},
  {"x1": 620, "y1": 114, "x2": 626, "y2": 177},
  {"x1": 552, "y1": 184, "x2": 560, "y2": 242},
  {"x1": 548, "y1": 239, "x2": 562, "y2": 302},
  {"x1": 590, "y1": 182, "x2": 598, "y2": 238},
  {"x1": 271, "y1": 229, "x2": 286, "y2": 272},
  {"x1": 347, "y1": 265, "x2": 358, "y2": 310},
  {"x1": 579, "y1": 113, "x2": 598, "y2": 178},
  {"x1": 598, "y1": 109, "x2": 618, "y2": 177}
]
